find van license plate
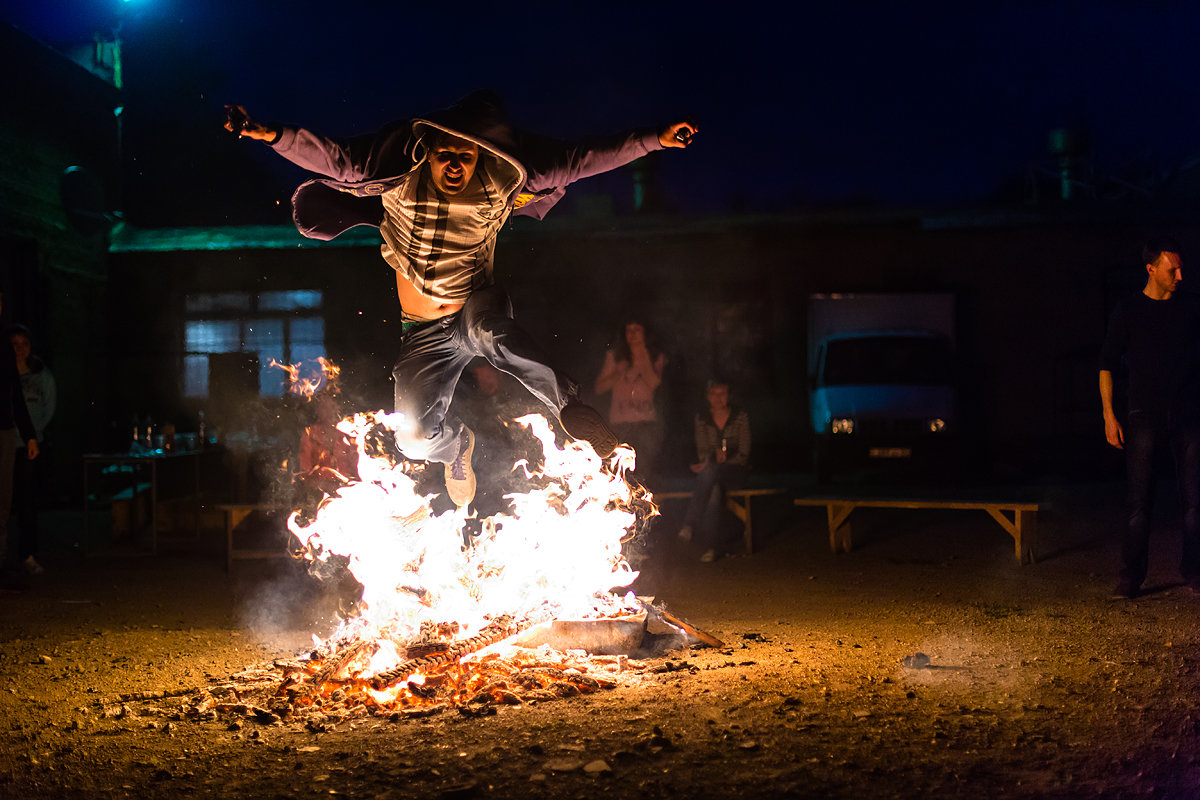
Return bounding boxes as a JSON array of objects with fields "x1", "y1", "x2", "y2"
[{"x1": 869, "y1": 447, "x2": 911, "y2": 459}]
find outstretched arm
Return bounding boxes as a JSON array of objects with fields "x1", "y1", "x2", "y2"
[
  {"x1": 520, "y1": 119, "x2": 697, "y2": 194},
  {"x1": 223, "y1": 104, "x2": 412, "y2": 183}
]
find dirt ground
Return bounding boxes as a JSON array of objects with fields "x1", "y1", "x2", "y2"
[{"x1": 2, "y1": 479, "x2": 1199, "y2": 800}]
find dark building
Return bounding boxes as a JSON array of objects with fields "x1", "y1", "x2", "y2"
[{"x1": 0, "y1": 22, "x2": 121, "y2": 499}]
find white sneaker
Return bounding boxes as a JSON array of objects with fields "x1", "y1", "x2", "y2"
[
  {"x1": 677, "y1": 525, "x2": 693, "y2": 542},
  {"x1": 699, "y1": 549, "x2": 717, "y2": 563},
  {"x1": 443, "y1": 426, "x2": 477, "y2": 508},
  {"x1": 22, "y1": 556, "x2": 44, "y2": 575}
]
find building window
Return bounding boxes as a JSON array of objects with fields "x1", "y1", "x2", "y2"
[{"x1": 183, "y1": 290, "x2": 326, "y2": 398}]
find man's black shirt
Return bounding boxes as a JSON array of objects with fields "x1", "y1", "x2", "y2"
[{"x1": 1099, "y1": 291, "x2": 1200, "y2": 417}]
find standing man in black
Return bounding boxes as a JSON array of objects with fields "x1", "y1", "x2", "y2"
[
  {"x1": 0, "y1": 291, "x2": 39, "y2": 592},
  {"x1": 1099, "y1": 238, "x2": 1200, "y2": 599}
]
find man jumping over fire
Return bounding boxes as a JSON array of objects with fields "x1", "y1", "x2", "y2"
[{"x1": 224, "y1": 91, "x2": 695, "y2": 507}]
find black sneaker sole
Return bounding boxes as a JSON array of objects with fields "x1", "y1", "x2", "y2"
[{"x1": 559, "y1": 403, "x2": 618, "y2": 458}]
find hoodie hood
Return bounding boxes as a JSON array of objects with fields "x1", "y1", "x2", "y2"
[{"x1": 410, "y1": 90, "x2": 525, "y2": 204}]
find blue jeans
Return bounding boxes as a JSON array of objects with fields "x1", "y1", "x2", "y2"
[
  {"x1": 391, "y1": 286, "x2": 575, "y2": 464},
  {"x1": 1122, "y1": 410, "x2": 1200, "y2": 587},
  {"x1": 684, "y1": 462, "x2": 747, "y2": 552}
]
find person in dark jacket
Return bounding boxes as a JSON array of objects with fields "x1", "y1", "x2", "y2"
[
  {"x1": 10, "y1": 324, "x2": 54, "y2": 576},
  {"x1": 225, "y1": 91, "x2": 695, "y2": 508},
  {"x1": 1099, "y1": 237, "x2": 1200, "y2": 600},
  {"x1": 678, "y1": 378, "x2": 751, "y2": 563},
  {"x1": 0, "y1": 295, "x2": 38, "y2": 591}
]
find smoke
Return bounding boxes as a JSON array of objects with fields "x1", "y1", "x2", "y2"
[
  {"x1": 234, "y1": 556, "x2": 354, "y2": 642},
  {"x1": 214, "y1": 359, "x2": 370, "y2": 634}
]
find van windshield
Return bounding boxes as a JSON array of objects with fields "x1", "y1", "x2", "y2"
[{"x1": 822, "y1": 336, "x2": 952, "y2": 386}]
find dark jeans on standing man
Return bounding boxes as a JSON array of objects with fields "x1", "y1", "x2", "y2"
[
  {"x1": 391, "y1": 285, "x2": 576, "y2": 464},
  {"x1": 1122, "y1": 409, "x2": 1200, "y2": 589},
  {"x1": 0, "y1": 428, "x2": 18, "y2": 571},
  {"x1": 13, "y1": 442, "x2": 44, "y2": 561}
]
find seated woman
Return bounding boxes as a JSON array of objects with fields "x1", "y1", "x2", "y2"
[{"x1": 678, "y1": 378, "x2": 751, "y2": 562}]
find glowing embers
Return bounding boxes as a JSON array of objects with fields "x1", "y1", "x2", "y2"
[
  {"x1": 176, "y1": 643, "x2": 635, "y2": 729},
  {"x1": 154, "y1": 606, "x2": 716, "y2": 729}
]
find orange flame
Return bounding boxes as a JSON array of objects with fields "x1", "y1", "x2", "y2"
[
  {"x1": 269, "y1": 357, "x2": 341, "y2": 397},
  {"x1": 285, "y1": 409, "x2": 650, "y2": 677}
]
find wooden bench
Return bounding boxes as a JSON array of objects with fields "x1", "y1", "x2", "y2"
[
  {"x1": 793, "y1": 496, "x2": 1043, "y2": 564},
  {"x1": 654, "y1": 488, "x2": 788, "y2": 554},
  {"x1": 218, "y1": 504, "x2": 293, "y2": 572}
]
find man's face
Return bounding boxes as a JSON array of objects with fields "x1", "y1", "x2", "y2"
[
  {"x1": 427, "y1": 135, "x2": 479, "y2": 195},
  {"x1": 1148, "y1": 250, "x2": 1183, "y2": 294}
]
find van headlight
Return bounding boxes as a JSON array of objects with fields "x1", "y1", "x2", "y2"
[
  {"x1": 830, "y1": 418, "x2": 855, "y2": 434},
  {"x1": 926, "y1": 418, "x2": 946, "y2": 433}
]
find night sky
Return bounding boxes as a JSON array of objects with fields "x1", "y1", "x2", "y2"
[{"x1": 7, "y1": 1, "x2": 1200, "y2": 224}]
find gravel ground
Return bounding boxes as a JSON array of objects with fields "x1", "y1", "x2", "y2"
[{"x1": 2, "y1": 480, "x2": 1199, "y2": 799}]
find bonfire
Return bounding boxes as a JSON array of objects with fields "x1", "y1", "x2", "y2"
[{"x1": 128, "y1": 400, "x2": 716, "y2": 728}]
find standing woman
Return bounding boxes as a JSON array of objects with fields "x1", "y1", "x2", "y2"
[
  {"x1": 10, "y1": 325, "x2": 54, "y2": 576},
  {"x1": 594, "y1": 320, "x2": 667, "y2": 480}
]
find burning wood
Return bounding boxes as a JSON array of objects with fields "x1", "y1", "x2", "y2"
[
  {"x1": 296, "y1": 638, "x2": 374, "y2": 699},
  {"x1": 371, "y1": 615, "x2": 524, "y2": 689}
]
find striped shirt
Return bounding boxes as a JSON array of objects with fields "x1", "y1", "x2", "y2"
[
  {"x1": 379, "y1": 159, "x2": 511, "y2": 304},
  {"x1": 695, "y1": 407, "x2": 751, "y2": 467}
]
